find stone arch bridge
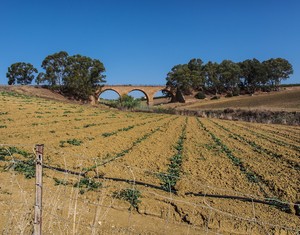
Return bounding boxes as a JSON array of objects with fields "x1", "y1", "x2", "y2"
[{"x1": 92, "y1": 85, "x2": 181, "y2": 106}]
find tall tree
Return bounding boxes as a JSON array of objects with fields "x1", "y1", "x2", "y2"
[
  {"x1": 239, "y1": 59, "x2": 267, "y2": 94},
  {"x1": 166, "y1": 58, "x2": 204, "y2": 95},
  {"x1": 63, "y1": 54, "x2": 106, "y2": 100},
  {"x1": 166, "y1": 64, "x2": 192, "y2": 95},
  {"x1": 187, "y1": 58, "x2": 205, "y2": 90},
  {"x1": 7, "y1": 62, "x2": 38, "y2": 85},
  {"x1": 219, "y1": 60, "x2": 241, "y2": 92},
  {"x1": 203, "y1": 61, "x2": 220, "y2": 95},
  {"x1": 36, "y1": 51, "x2": 69, "y2": 86},
  {"x1": 262, "y1": 58, "x2": 293, "y2": 88}
]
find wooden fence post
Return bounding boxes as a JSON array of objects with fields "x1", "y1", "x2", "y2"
[{"x1": 34, "y1": 144, "x2": 44, "y2": 235}]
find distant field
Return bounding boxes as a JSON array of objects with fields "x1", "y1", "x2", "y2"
[
  {"x1": 174, "y1": 87, "x2": 300, "y2": 111},
  {"x1": 0, "y1": 91, "x2": 299, "y2": 234}
]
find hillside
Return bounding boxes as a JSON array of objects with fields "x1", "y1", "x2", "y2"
[
  {"x1": 165, "y1": 87, "x2": 300, "y2": 112},
  {"x1": 1, "y1": 85, "x2": 300, "y2": 112},
  {"x1": 0, "y1": 85, "x2": 75, "y2": 103}
]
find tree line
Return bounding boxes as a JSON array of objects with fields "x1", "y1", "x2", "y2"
[
  {"x1": 6, "y1": 51, "x2": 106, "y2": 100},
  {"x1": 6, "y1": 52, "x2": 293, "y2": 101},
  {"x1": 166, "y1": 58, "x2": 293, "y2": 97}
]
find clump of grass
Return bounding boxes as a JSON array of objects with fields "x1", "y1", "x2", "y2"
[
  {"x1": 0, "y1": 146, "x2": 35, "y2": 178},
  {"x1": 13, "y1": 159, "x2": 35, "y2": 179},
  {"x1": 74, "y1": 177, "x2": 102, "y2": 194},
  {"x1": 53, "y1": 177, "x2": 68, "y2": 186},
  {"x1": 5, "y1": 146, "x2": 31, "y2": 158},
  {"x1": 60, "y1": 138, "x2": 83, "y2": 147},
  {"x1": 114, "y1": 188, "x2": 141, "y2": 210}
]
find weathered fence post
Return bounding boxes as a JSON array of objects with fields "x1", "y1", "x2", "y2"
[{"x1": 34, "y1": 144, "x2": 44, "y2": 235}]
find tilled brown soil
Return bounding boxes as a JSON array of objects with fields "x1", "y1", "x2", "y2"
[{"x1": 0, "y1": 91, "x2": 299, "y2": 234}]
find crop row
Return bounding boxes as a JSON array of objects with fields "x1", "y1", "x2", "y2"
[
  {"x1": 82, "y1": 116, "x2": 179, "y2": 173},
  {"x1": 196, "y1": 118, "x2": 292, "y2": 213},
  {"x1": 101, "y1": 116, "x2": 167, "y2": 137},
  {"x1": 229, "y1": 121, "x2": 300, "y2": 152},
  {"x1": 210, "y1": 120, "x2": 300, "y2": 171},
  {"x1": 158, "y1": 117, "x2": 187, "y2": 192},
  {"x1": 235, "y1": 121, "x2": 300, "y2": 145}
]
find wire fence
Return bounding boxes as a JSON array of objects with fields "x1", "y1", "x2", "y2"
[{"x1": 0, "y1": 143, "x2": 299, "y2": 234}]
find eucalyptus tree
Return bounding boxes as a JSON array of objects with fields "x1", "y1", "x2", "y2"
[
  {"x1": 63, "y1": 54, "x2": 106, "y2": 100},
  {"x1": 239, "y1": 58, "x2": 267, "y2": 94},
  {"x1": 7, "y1": 62, "x2": 38, "y2": 85},
  {"x1": 218, "y1": 60, "x2": 241, "y2": 92},
  {"x1": 36, "y1": 51, "x2": 69, "y2": 86},
  {"x1": 166, "y1": 58, "x2": 204, "y2": 95},
  {"x1": 262, "y1": 58, "x2": 293, "y2": 89},
  {"x1": 203, "y1": 61, "x2": 220, "y2": 95}
]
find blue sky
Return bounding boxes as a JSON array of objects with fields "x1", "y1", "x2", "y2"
[{"x1": 1, "y1": 0, "x2": 300, "y2": 87}]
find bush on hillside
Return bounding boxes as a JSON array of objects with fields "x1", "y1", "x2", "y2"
[{"x1": 195, "y1": 91, "x2": 206, "y2": 99}]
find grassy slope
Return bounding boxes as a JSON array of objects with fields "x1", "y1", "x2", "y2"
[
  {"x1": 1, "y1": 85, "x2": 300, "y2": 112},
  {"x1": 171, "y1": 87, "x2": 300, "y2": 111}
]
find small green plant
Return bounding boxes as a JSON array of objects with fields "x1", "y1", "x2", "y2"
[
  {"x1": 60, "y1": 138, "x2": 83, "y2": 147},
  {"x1": 0, "y1": 125, "x2": 7, "y2": 128},
  {"x1": 74, "y1": 177, "x2": 102, "y2": 194},
  {"x1": 6, "y1": 146, "x2": 31, "y2": 158},
  {"x1": 114, "y1": 188, "x2": 142, "y2": 210},
  {"x1": 53, "y1": 177, "x2": 68, "y2": 186},
  {"x1": 14, "y1": 159, "x2": 35, "y2": 179}
]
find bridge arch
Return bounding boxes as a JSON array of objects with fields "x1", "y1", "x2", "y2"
[
  {"x1": 98, "y1": 88, "x2": 121, "y2": 98},
  {"x1": 94, "y1": 85, "x2": 181, "y2": 106},
  {"x1": 127, "y1": 89, "x2": 150, "y2": 105}
]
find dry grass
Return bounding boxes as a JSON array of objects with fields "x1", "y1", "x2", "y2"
[{"x1": 167, "y1": 87, "x2": 300, "y2": 112}]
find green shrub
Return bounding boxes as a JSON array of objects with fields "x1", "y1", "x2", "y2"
[
  {"x1": 74, "y1": 177, "x2": 102, "y2": 194},
  {"x1": 14, "y1": 159, "x2": 35, "y2": 179},
  {"x1": 118, "y1": 94, "x2": 140, "y2": 110},
  {"x1": 114, "y1": 188, "x2": 141, "y2": 210},
  {"x1": 225, "y1": 92, "x2": 233, "y2": 98},
  {"x1": 195, "y1": 91, "x2": 206, "y2": 99}
]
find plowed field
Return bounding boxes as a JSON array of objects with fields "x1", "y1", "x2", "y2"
[{"x1": 0, "y1": 91, "x2": 299, "y2": 234}]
